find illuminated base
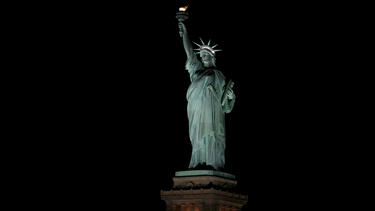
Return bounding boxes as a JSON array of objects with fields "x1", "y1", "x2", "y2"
[
  {"x1": 175, "y1": 170, "x2": 235, "y2": 179},
  {"x1": 161, "y1": 172, "x2": 247, "y2": 211}
]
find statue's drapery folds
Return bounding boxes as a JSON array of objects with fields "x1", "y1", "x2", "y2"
[{"x1": 185, "y1": 54, "x2": 235, "y2": 170}]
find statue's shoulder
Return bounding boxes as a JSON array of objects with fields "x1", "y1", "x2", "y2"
[{"x1": 213, "y1": 69, "x2": 226, "y2": 80}]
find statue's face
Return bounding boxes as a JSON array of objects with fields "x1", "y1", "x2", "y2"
[{"x1": 200, "y1": 51, "x2": 214, "y2": 67}]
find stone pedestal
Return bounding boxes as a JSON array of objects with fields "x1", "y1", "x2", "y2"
[{"x1": 161, "y1": 170, "x2": 248, "y2": 211}]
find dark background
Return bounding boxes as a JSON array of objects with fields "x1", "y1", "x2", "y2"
[{"x1": 25, "y1": 0, "x2": 354, "y2": 210}]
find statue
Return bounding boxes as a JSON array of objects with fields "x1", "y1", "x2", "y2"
[{"x1": 177, "y1": 11, "x2": 236, "y2": 170}]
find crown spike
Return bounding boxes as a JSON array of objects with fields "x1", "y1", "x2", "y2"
[
  {"x1": 208, "y1": 40, "x2": 211, "y2": 46},
  {"x1": 211, "y1": 44, "x2": 218, "y2": 49},
  {"x1": 199, "y1": 37, "x2": 205, "y2": 45},
  {"x1": 192, "y1": 41, "x2": 201, "y2": 47}
]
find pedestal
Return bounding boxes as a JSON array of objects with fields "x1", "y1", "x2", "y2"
[{"x1": 161, "y1": 170, "x2": 248, "y2": 211}]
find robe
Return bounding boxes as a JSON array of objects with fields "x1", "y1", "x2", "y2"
[{"x1": 185, "y1": 54, "x2": 235, "y2": 169}]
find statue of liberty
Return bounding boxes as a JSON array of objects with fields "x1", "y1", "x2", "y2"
[{"x1": 177, "y1": 20, "x2": 236, "y2": 170}]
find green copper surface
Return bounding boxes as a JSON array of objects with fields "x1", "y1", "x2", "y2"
[{"x1": 177, "y1": 15, "x2": 236, "y2": 170}]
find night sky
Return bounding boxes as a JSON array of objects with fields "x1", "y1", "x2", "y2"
[{"x1": 37, "y1": 1, "x2": 351, "y2": 210}]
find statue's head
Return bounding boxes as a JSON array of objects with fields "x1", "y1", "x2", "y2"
[
  {"x1": 193, "y1": 38, "x2": 221, "y2": 68},
  {"x1": 200, "y1": 50, "x2": 215, "y2": 67}
]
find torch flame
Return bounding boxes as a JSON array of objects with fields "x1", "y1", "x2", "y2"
[{"x1": 179, "y1": 6, "x2": 188, "y2": 11}]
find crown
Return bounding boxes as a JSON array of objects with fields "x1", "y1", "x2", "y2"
[{"x1": 193, "y1": 38, "x2": 222, "y2": 56}]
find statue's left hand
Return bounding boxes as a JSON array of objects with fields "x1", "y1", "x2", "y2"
[{"x1": 226, "y1": 88, "x2": 235, "y2": 100}]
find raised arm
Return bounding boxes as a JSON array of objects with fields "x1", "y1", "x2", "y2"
[{"x1": 178, "y1": 22, "x2": 194, "y2": 59}]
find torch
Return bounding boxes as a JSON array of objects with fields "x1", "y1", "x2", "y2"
[{"x1": 176, "y1": 6, "x2": 189, "y2": 37}]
